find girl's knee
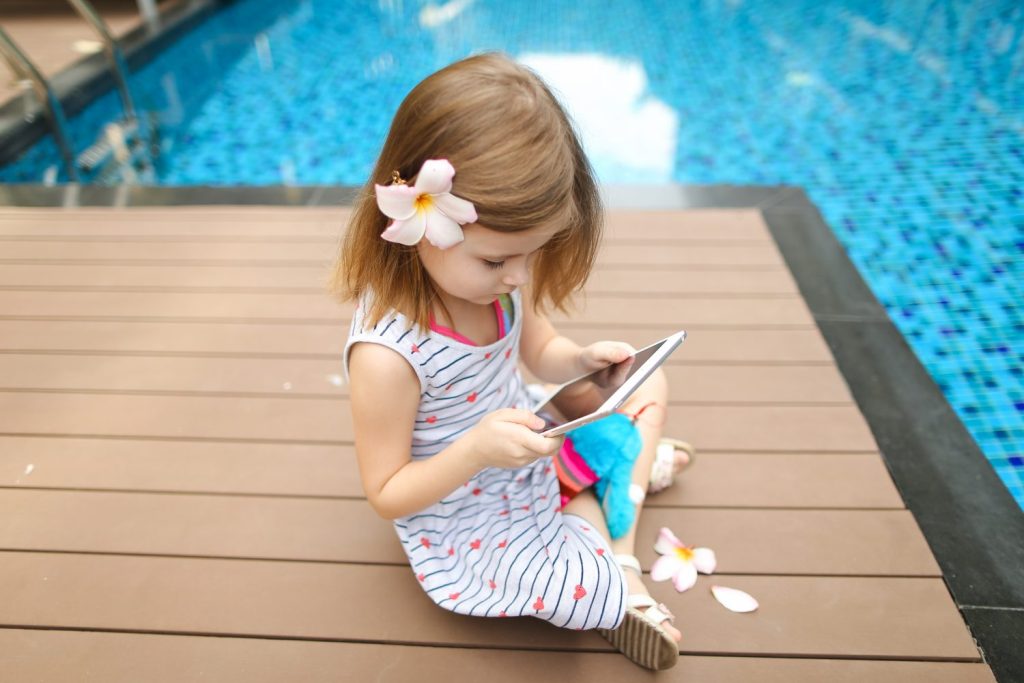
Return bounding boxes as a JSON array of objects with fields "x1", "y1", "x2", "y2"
[{"x1": 625, "y1": 366, "x2": 668, "y2": 409}]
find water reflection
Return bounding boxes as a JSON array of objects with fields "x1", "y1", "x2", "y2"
[{"x1": 517, "y1": 53, "x2": 678, "y2": 184}]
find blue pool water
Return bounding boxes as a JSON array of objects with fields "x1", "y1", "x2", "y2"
[{"x1": 3, "y1": 0, "x2": 1022, "y2": 506}]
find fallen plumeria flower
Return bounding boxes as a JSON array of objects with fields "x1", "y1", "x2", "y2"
[
  {"x1": 711, "y1": 585, "x2": 759, "y2": 613},
  {"x1": 651, "y1": 526, "x2": 717, "y2": 592}
]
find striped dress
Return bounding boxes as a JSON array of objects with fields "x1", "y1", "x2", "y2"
[{"x1": 342, "y1": 288, "x2": 627, "y2": 630}]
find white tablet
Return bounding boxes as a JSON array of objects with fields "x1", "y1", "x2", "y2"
[{"x1": 531, "y1": 331, "x2": 687, "y2": 438}]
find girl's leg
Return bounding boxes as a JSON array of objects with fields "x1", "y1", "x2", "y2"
[{"x1": 556, "y1": 369, "x2": 682, "y2": 642}]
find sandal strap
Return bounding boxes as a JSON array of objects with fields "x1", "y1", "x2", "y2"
[
  {"x1": 648, "y1": 442, "x2": 677, "y2": 492},
  {"x1": 614, "y1": 553, "x2": 642, "y2": 574},
  {"x1": 627, "y1": 593, "x2": 676, "y2": 626},
  {"x1": 642, "y1": 602, "x2": 676, "y2": 626}
]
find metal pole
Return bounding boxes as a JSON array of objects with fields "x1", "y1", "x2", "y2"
[
  {"x1": 67, "y1": 0, "x2": 137, "y2": 121},
  {"x1": 136, "y1": 0, "x2": 159, "y2": 27},
  {"x1": 0, "y1": 28, "x2": 79, "y2": 181}
]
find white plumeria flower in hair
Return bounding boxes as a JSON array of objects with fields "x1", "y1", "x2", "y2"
[
  {"x1": 651, "y1": 526, "x2": 717, "y2": 592},
  {"x1": 374, "y1": 159, "x2": 478, "y2": 249}
]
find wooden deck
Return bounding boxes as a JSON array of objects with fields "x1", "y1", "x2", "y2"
[{"x1": 0, "y1": 206, "x2": 997, "y2": 681}]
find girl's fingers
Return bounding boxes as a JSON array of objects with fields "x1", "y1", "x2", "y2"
[{"x1": 524, "y1": 431, "x2": 563, "y2": 455}]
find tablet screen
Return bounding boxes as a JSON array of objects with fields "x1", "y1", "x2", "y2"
[{"x1": 532, "y1": 336, "x2": 675, "y2": 421}]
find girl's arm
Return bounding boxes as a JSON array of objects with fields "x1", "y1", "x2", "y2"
[
  {"x1": 519, "y1": 288, "x2": 637, "y2": 416},
  {"x1": 519, "y1": 288, "x2": 586, "y2": 384},
  {"x1": 348, "y1": 342, "x2": 481, "y2": 520}
]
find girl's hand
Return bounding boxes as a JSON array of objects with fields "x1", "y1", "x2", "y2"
[
  {"x1": 466, "y1": 409, "x2": 565, "y2": 470},
  {"x1": 577, "y1": 341, "x2": 636, "y2": 389}
]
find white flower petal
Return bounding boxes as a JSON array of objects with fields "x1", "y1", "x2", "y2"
[
  {"x1": 380, "y1": 211, "x2": 426, "y2": 246},
  {"x1": 711, "y1": 585, "x2": 759, "y2": 613},
  {"x1": 654, "y1": 526, "x2": 683, "y2": 555},
  {"x1": 433, "y1": 191, "x2": 478, "y2": 224},
  {"x1": 692, "y1": 547, "x2": 717, "y2": 574},
  {"x1": 650, "y1": 554, "x2": 682, "y2": 582},
  {"x1": 413, "y1": 159, "x2": 454, "y2": 195},
  {"x1": 423, "y1": 208, "x2": 465, "y2": 249},
  {"x1": 672, "y1": 561, "x2": 698, "y2": 593},
  {"x1": 375, "y1": 183, "x2": 418, "y2": 220}
]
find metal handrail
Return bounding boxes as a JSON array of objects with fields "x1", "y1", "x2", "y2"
[
  {"x1": 67, "y1": 0, "x2": 137, "y2": 122},
  {"x1": 0, "y1": 28, "x2": 79, "y2": 180}
]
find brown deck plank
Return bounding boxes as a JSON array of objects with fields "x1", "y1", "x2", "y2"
[
  {"x1": 0, "y1": 630, "x2": 997, "y2": 683},
  {"x1": 0, "y1": 392, "x2": 878, "y2": 451},
  {"x1": 0, "y1": 263, "x2": 800, "y2": 295},
  {"x1": 0, "y1": 552, "x2": 978, "y2": 659},
  {"x1": 0, "y1": 354, "x2": 853, "y2": 404},
  {"x1": 0, "y1": 291, "x2": 814, "y2": 326},
  {"x1": 0, "y1": 491, "x2": 937, "y2": 576},
  {"x1": 0, "y1": 319, "x2": 832, "y2": 362},
  {"x1": 0, "y1": 239, "x2": 785, "y2": 267},
  {"x1": 0, "y1": 438, "x2": 903, "y2": 508},
  {"x1": 0, "y1": 207, "x2": 774, "y2": 242}
]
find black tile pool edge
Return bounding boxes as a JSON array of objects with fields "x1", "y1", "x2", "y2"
[
  {"x1": 759, "y1": 197, "x2": 1023, "y2": 683},
  {"x1": 1, "y1": 182, "x2": 1021, "y2": 680}
]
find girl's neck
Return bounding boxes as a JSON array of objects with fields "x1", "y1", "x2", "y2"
[
  {"x1": 430, "y1": 290, "x2": 504, "y2": 346},
  {"x1": 431, "y1": 290, "x2": 491, "y2": 329}
]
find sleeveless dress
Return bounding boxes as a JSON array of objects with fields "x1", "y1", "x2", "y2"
[{"x1": 342, "y1": 288, "x2": 627, "y2": 630}]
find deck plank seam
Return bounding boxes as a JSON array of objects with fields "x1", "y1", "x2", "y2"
[
  {"x1": 0, "y1": 625, "x2": 984, "y2": 662},
  {"x1": 0, "y1": 487, "x2": 908, "y2": 511}
]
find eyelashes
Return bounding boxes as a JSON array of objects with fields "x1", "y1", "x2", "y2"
[{"x1": 483, "y1": 260, "x2": 505, "y2": 270}]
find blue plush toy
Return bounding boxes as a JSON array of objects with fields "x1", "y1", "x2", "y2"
[{"x1": 560, "y1": 412, "x2": 643, "y2": 539}]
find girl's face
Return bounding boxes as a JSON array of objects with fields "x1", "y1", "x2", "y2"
[{"x1": 417, "y1": 222, "x2": 560, "y2": 306}]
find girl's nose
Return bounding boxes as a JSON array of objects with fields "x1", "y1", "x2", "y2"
[{"x1": 503, "y1": 261, "x2": 529, "y2": 287}]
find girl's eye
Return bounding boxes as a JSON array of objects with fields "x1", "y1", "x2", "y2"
[{"x1": 483, "y1": 260, "x2": 505, "y2": 270}]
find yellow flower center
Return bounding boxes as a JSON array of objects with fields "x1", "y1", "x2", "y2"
[
  {"x1": 414, "y1": 193, "x2": 434, "y2": 213},
  {"x1": 674, "y1": 546, "x2": 694, "y2": 562}
]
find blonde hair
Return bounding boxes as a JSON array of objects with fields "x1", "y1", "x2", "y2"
[{"x1": 327, "y1": 51, "x2": 602, "y2": 331}]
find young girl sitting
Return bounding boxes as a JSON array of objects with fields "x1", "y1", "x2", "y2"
[{"x1": 332, "y1": 52, "x2": 692, "y2": 671}]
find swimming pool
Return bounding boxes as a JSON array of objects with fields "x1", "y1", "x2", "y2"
[{"x1": 3, "y1": 0, "x2": 1022, "y2": 507}]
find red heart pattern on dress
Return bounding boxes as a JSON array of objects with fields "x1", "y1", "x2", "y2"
[
  {"x1": 573, "y1": 585, "x2": 587, "y2": 600},
  {"x1": 497, "y1": 540, "x2": 507, "y2": 548},
  {"x1": 467, "y1": 392, "x2": 478, "y2": 402},
  {"x1": 420, "y1": 537, "x2": 431, "y2": 549},
  {"x1": 596, "y1": 548, "x2": 605, "y2": 556},
  {"x1": 448, "y1": 548, "x2": 455, "y2": 556},
  {"x1": 489, "y1": 579, "x2": 496, "y2": 589},
  {"x1": 449, "y1": 592, "x2": 460, "y2": 600},
  {"x1": 499, "y1": 611, "x2": 508, "y2": 617},
  {"x1": 533, "y1": 597, "x2": 545, "y2": 611},
  {"x1": 485, "y1": 352, "x2": 491, "y2": 359},
  {"x1": 472, "y1": 488, "x2": 482, "y2": 496},
  {"x1": 470, "y1": 539, "x2": 481, "y2": 550},
  {"x1": 505, "y1": 349, "x2": 512, "y2": 359},
  {"x1": 417, "y1": 573, "x2": 425, "y2": 582},
  {"x1": 426, "y1": 416, "x2": 437, "y2": 424},
  {"x1": 411, "y1": 344, "x2": 420, "y2": 354}
]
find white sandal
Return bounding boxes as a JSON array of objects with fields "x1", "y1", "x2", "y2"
[
  {"x1": 597, "y1": 553, "x2": 680, "y2": 670},
  {"x1": 648, "y1": 437, "x2": 697, "y2": 495}
]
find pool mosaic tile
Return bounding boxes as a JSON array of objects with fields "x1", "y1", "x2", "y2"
[{"x1": 2, "y1": 0, "x2": 1022, "y2": 507}]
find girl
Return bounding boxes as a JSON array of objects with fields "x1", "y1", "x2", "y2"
[{"x1": 331, "y1": 52, "x2": 692, "y2": 671}]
